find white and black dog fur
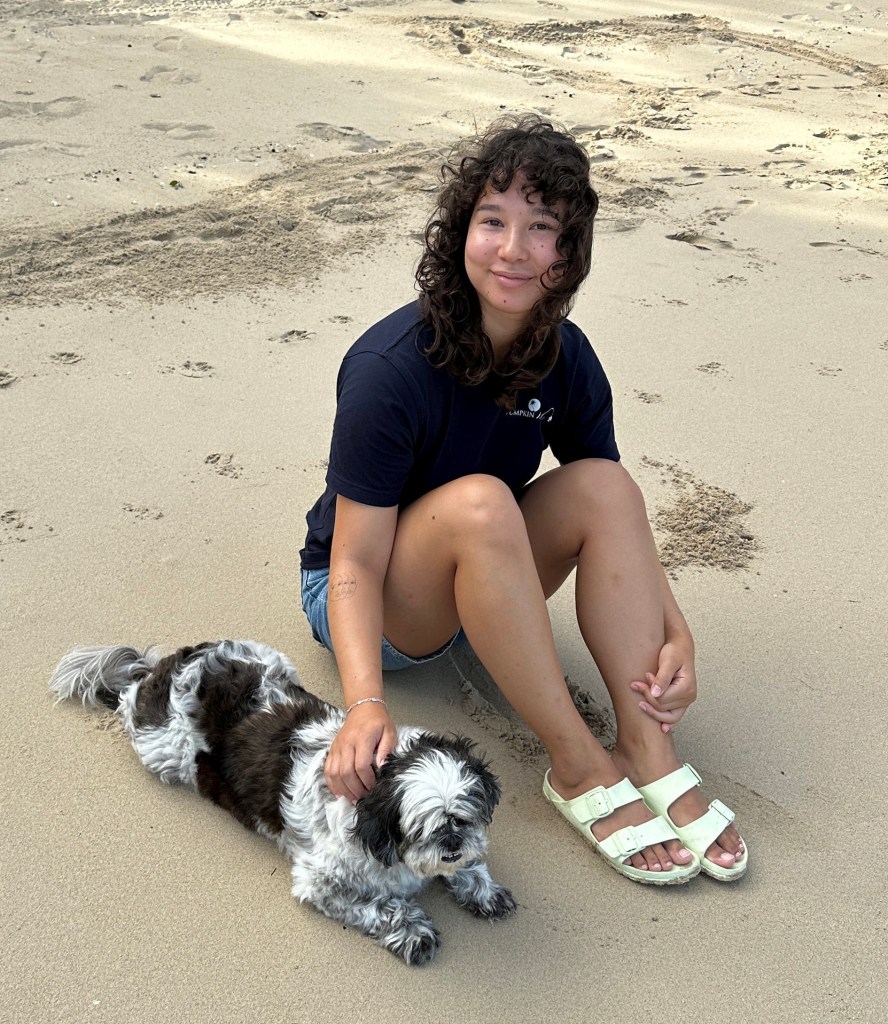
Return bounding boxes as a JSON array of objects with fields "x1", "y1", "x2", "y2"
[{"x1": 50, "y1": 640, "x2": 515, "y2": 964}]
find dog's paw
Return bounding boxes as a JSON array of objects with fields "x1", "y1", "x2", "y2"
[
  {"x1": 401, "y1": 923, "x2": 441, "y2": 966},
  {"x1": 381, "y1": 919, "x2": 441, "y2": 965},
  {"x1": 373, "y1": 900, "x2": 441, "y2": 965},
  {"x1": 461, "y1": 883, "x2": 517, "y2": 920}
]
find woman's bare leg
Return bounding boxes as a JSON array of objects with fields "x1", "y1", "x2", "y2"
[
  {"x1": 519, "y1": 459, "x2": 743, "y2": 869},
  {"x1": 382, "y1": 473, "x2": 690, "y2": 874}
]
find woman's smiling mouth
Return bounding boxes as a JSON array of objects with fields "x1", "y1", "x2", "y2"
[{"x1": 491, "y1": 271, "x2": 533, "y2": 286}]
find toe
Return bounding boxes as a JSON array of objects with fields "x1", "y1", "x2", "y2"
[
  {"x1": 642, "y1": 846, "x2": 663, "y2": 872},
  {"x1": 667, "y1": 839, "x2": 693, "y2": 864},
  {"x1": 706, "y1": 840, "x2": 736, "y2": 866},
  {"x1": 716, "y1": 825, "x2": 744, "y2": 859},
  {"x1": 651, "y1": 843, "x2": 672, "y2": 869}
]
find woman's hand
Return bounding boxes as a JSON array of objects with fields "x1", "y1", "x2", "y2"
[
  {"x1": 629, "y1": 638, "x2": 697, "y2": 734},
  {"x1": 324, "y1": 702, "x2": 398, "y2": 804}
]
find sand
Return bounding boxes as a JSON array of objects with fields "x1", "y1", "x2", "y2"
[{"x1": 2, "y1": 1, "x2": 886, "y2": 1021}]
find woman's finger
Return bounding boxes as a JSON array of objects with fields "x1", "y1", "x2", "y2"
[
  {"x1": 355, "y1": 753, "x2": 378, "y2": 794},
  {"x1": 376, "y1": 727, "x2": 396, "y2": 769},
  {"x1": 638, "y1": 701, "x2": 685, "y2": 726}
]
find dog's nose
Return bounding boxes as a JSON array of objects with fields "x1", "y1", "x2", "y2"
[{"x1": 442, "y1": 834, "x2": 462, "y2": 854}]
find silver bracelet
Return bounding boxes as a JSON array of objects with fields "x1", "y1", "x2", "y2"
[{"x1": 345, "y1": 696, "x2": 387, "y2": 715}]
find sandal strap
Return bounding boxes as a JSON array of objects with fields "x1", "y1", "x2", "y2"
[
  {"x1": 542, "y1": 773, "x2": 645, "y2": 827},
  {"x1": 596, "y1": 815, "x2": 680, "y2": 860},
  {"x1": 674, "y1": 799, "x2": 736, "y2": 853},
  {"x1": 638, "y1": 763, "x2": 702, "y2": 816}
]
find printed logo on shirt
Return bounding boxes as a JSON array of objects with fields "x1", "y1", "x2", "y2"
[{"x1": 507, "y1": 396, "x2": 554, "y2": 423}]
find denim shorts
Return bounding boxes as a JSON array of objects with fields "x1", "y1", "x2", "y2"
[{"x1": 300, "y1": 567, "x2": 463, "y2": 672}]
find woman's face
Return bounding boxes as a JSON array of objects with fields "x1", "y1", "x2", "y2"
[{"x1": 464, "y1": 175, "x2": 563, "y2": 344}]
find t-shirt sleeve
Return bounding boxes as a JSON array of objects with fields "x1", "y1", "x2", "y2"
[
  {"x1": 548, "y1": 332, "x2": 620, "y2": 465},
  {"x1": 325, "y1": 351, "x2": 421, "y2": 507}
]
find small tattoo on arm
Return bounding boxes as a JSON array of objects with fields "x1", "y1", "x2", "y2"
[{"x1": 330, "y1": 573, "x2": 357, "y2": 601}]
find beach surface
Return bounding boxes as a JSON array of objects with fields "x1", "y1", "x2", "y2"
[{"x1": 2, "y1": 1, "x2": 886, "y2": 1021}]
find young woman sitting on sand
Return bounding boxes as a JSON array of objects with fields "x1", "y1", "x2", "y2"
[{"x1": 299, "y1": 114, "x2": 747, "y2": 884}]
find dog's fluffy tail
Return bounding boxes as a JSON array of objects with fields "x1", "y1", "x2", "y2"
[{"x1": 50, "y1": 645, "x2": 162, "y2": 710}]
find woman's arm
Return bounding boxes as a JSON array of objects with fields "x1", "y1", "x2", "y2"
[
  {"x1": 660, "y1": 567, "x2": 693, "y2": 647},
  {"x1": 323, "y1": 495, "x2": 400, "y2": 804},
  {"x1": 630, "y1": 567, "x2": 697, "y2": 732}
]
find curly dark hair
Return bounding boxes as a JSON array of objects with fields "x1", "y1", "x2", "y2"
[{"x1": 415, "y1": 114, "x2": 599, "y2": 409}]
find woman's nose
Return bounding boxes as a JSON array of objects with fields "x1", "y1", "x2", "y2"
[{"x1": 498, "y1": 226, "x2": 527, "y2": 261}]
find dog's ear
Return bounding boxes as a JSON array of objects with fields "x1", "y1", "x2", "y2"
[
  {"x1": 350, "y1": 771, "x2": 403, "y2": 867},
  {"x1": 469, "y1": 756, "x2": 502, "y2": 824}
]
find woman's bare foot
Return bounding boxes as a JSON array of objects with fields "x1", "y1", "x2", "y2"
[
  {"x1": 547, "y1": 767, "x2": 696, "y2": 875},
  {"x1": 611, "y1": 745, "x2": 745, "y2": 871}
]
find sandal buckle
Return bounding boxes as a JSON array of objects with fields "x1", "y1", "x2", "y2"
[
  {"x1": 578, "y1": 786, "x2": 613, "y2": 821},
  {"x1": 612, "y1": 826, "x2": 644, "y2": 858},
  {"x1": 709, "y1": 799, "x2": 735, "y2": 826}
]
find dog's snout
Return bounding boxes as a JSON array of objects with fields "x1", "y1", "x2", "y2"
[{"x1": 442, "y1": 833, "x2": 462, "y2": 854}]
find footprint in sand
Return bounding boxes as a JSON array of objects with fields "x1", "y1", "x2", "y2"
[
  {"x1": 737, "y1": 80, "x2": 783, "y2": 97},
  {"x1": 151, "y1": 218, "x2": 247, "y2": 244},
  {"x1": 178, "y1": 360, "x2": 214, "y2": 377},
  {"x1": 0, "y1": 508, "x2": 54, "y2": 546},
  {"x1": 0, "y1": 369, "x2": 18, "y2": 388},
  {"x1": 0, "y1": 137, "x2": 39, "y2": 152},
  {"x1": 597, "y1": 217, "x2": 642, "y2": 235},
  {"x1": 810, "y1": 240, "x2": 884, "y2": 256},
  {"x1": 123, "y1": 503, "x2": 164, "y2": 521},
  {"x1": 813, "y1": 364, "x2": 842, "y2": 377},
  {"x1": 50, "y1": 351, "x2": 82, "y2": 365},
  {"x1": 587, "y1": 143, "x2": 616, "y2": 164},
  {"x1": 653, "y1": 166, "x2": 707, "y2": 188},
  {"x1": 696, "y1": 361, "x2": 730, "y2": 377},
  {"x1": 701, "y1": 200, "x2": 754, "y2": 226},
  {"x1": 140, "y1": 66, "x2": 201, "y2": 85},
  {"x1": 763, "y1": 157, "x2": 807, "y2": 170},
  {"x1": 634, "y1": 390, "x2": 664, "y2": 404},
  {"x1": 666, "y1": 231, "x2": 734, "y2": 251},
  {"x1": 329, "y1": 315, "x2": 353, "y2": 324},
  {"x1": 143, "y1": 121, "x2": 216, "y2": 140},
  {"x1": 153, "y1": 36, "x2": 182, "y2": 53},
  {"x1": 1, "y1": 509, "x2": 29, "y2": 544},
  {"x1": 159, "y1": 360, "x2": 214, "y2": 377},
  {"x1": 310, "y1": 196, "x2": 384, "y2": 225},
  {"x1": 610, "y1": 185, "x2": 667, "y2": 209},
  {"x1": 272, "y1": 329, "x2": 316, "y2": 344},
  {"x1": 204, "y1": 453, "x2": 242, "y2": 479},
  {"x1": 299, "y1": 123, "x2": 390, "y2": 153},
  {"x1": 0, "y1": 96, "x2": 86, "y2": 119}
]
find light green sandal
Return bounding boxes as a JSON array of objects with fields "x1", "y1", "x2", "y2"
[
  {"x1": 543, "y1": 771, "x2": 701, "y2": 885},
  {"x1": 637, "y1": 764, "x2": 748, "y2": 882}
]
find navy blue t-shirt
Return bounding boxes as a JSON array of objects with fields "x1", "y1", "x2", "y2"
[{"x1": 300, "y1": 302, "x2": 619, "y2": 568}]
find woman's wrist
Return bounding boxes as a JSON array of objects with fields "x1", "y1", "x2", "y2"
[
  {"x1": 664, "y1": 619, "x2": 694, "y2": 651},
  {"x1": 345, "y1": 696, "x2": 387, "y2": 715}
]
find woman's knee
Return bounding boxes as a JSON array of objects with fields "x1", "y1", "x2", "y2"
[
  {"x1": 532, "y1": 459, "x2": 648, "y2": 528},
  {"x1": 577, "y1": 460, "x2": 646, "y2": 514},
  {"x1": 439, "y1": 474, "x2": 526, "y2": 541}
]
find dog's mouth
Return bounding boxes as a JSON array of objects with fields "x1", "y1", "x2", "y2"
[{"x1": 441, "y1": 852, "x2": 462, "y2": 863}]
